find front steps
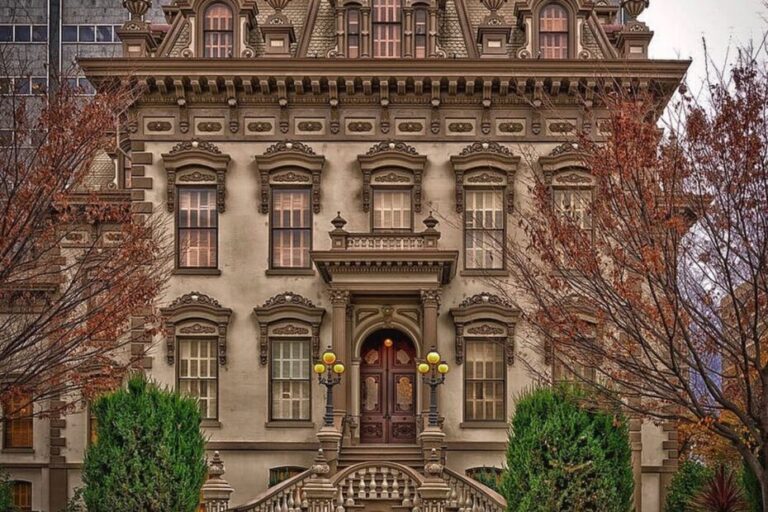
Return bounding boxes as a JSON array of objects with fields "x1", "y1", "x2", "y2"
[{"x1": 338, "y1": 444, "x2": 425, "y2": 470}]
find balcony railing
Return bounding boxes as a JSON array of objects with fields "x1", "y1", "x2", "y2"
[{"x1": 328, "y1": 213, "x2": 441, "y2": 251}]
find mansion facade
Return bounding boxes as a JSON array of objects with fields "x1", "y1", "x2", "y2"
[{"x1": 0, "y1": 0, "x2": 689, "y2": 510}]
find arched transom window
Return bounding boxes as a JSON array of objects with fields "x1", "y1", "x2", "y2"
[
  {"x1": 539, "y1": 3, "x2": 569, "y2": 59},
  {"x1": 204, "y1": 3, "x2": 234, "y2": 58}
]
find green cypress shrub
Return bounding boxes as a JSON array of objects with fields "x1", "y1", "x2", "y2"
[
  {"x1": 664, "y1": 460, "x2": 713, "y2": 512},
  {"x1": 82, "y1": 375, "x2": 207, "y2": 512},
  {"x1": 0, "y1": 471, "x2": 13, "y2": 512},
  {"x1": 500, "y1": 385, "x2": 634, "y2": 512}
]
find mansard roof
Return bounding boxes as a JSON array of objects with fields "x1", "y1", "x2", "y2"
[{"x1": 142, "y1": 0, "x2": 640, "y2": 59}]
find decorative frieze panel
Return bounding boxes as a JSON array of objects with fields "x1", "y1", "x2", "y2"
[
  {"x1": 253, "y1": 292, "x2": 326, "y2": 366},
  {"x1": 357, "y1": 141, "x2": 427, "y2": 213},
  {"x1": 254, "y1": 141, "x2": 325, "y2": 214},
  {"x1": 446, "y1": 118, "x2": 477, "y2": 136},
  {"x1": 546, "y1": 118, "x2": 577, "y2": 136},
  {"x1": 194, "y1": 117, "x2": 226, "y2": 136},
  {"x1": 295, "y1": 118, "x2": 326, "y2": 135},
  {"x1": 345, "y1": 118, "x2": 376, "y2": 135},
  {"x1": 245, "y1": 117, "x2": 276, "y2": 135},
  {"x1": 144, "y1": 117, "x2": 175, "y2": 133},
  {"x1": 450, "y1": 292, "x2": 520, "y2": 365},
  {"x1": 162, "y1": 140, "x2": 231, "y2": 213},
  {"x1": 160, "y1": 292, "x2": 233, "y2": 366},
  {"x1": 450, "y1": 141, "x2": 520, "y2": 213},
  {"x1": 495, "y1": 118, "x2": 526, "y2": 136}
]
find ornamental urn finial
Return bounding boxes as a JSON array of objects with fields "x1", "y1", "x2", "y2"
[
  {"x1": 123, "y1": 0, "x2": 151, "y2": 20},
  {"x1": 621, "y1": 0, "x2": 649, "y2": 17}
]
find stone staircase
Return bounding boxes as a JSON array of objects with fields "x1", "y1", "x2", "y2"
[{"x1": 338, "y1": 444, "x2": 425, "y2": 470}]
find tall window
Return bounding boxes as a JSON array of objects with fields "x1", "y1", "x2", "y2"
[
  {"x1": 270, "y1": 339, "x2": 311, "y2": 420},
  {"x1": 554, "y1": 188, "x2": 592, "y2": 230},
  {"x1": 347, "y1": 8, "x2": 361, "y2": 58},
  {"x1": 178, "y1": 187, "x2": 218, "y2": 269},
  {"x1": 179, "y1": 337, "x2": 219, "y2": 420},
  {"x1": 373, "y1": 189, "x2": 412, "y2": 230},
  {"x1": 465, "y1": 189, "x2": 504, "y2": 269},
  {"x1": 271, "y1": 189, "x2": 311, "y2": 269},
  {"x1": 414, "y1": 7, "x2": 427, "y2": 58},
  {"x1": 2, "y1": 394, "x2": 33, "y2": 449},
  {"x1": 11, "y1": 481, "x2": 32, "y2": 511},
  {"x1": 372, "y1": 0, "x2": 402, "y2": 57},
  {"x1": 465, "y1": 339, "x2": 505, "y2": 421},
  {"x1": 204, "y1": 3, "x2": 234, "y2": 58},
  {"x1": 539, "y1": 3, "x2": 568, "y2": 59}
]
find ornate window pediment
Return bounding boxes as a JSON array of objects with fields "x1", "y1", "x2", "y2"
[
  {"x1": 540, "y1": 143, "x2": 595, "y2": 230},
  {"x1": 162, "y1": 140, "x2": 231, "y2": 213},
  {"x1": 449, "y1": 292, "x2": 520, "y2": 365},
  {"x1": 160, "y1": 291, "x2": 233, "y2": 365},
  {"x1": 253, "y1": 292, "x2": 326, "y2": 365},
  {"x1": 254, "y1": 141, "x2": 325, "y2": 215},
  {"x1": 358, "y1": 141, "x2": 428, "y2": 214},
  {"x1": 450, "y1": 141, "x2": 520, "y2": 214}
]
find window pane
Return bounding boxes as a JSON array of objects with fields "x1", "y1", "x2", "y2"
[
  {"x1": 465, "y1": 339, "x2": 505, "y2": 421},
  {"x1": 539, "y1": 4, "x2": 568, "y2": 59},
  {"x1": 178, "y1": 188, "x2": 218, "y2": 268},
  {"x1": 271, "y1": 189, "x2": 311, "y2": 268},
  {"x1": 32, "y1": 25, "x2": 47, "y2": 42},
  {"x1": 14, "y1": 25, "x2": 31, "y2": 42},
  {"x1": 271, "y1": 339, "x2": 310, "y2": 420},
  {"x1": 464, "y1": 189, "x2": 504, "y2": 269},
  {"x1": 79, "y1": 25, "x2": 95, "y2": 42},
  {"x1": 62, "y1": 25, "x2": 78, "y2": 42},
  {"x1": 0, "y1": 26, "x2": 12, "y2": 42},
  {"x1": 373, "y1": 189, "x2": 412, "y2": 230},
  {"x1": 554, "y1": 188, "x2": 592, "y2": 229},
  {"x1": 96, "y1": 25, "x2": 113, "y2": 42},
  {"x1": 372, "y1": 0, "x2": 402, "y2": 57},
  {"x1": 3, "y1": 395, "x2": 33, "y2": 448},
  {"x1": 14, "y1": 78, "x2": 30, "y2": 95},
  {"x1": 178, "y1": 338, "x2": 218, "y2": 419},
  {"x1": 204, "y1": 3, "x2": 234, "y2": 57},
  {"x1": 12, "y1": 481, "x2": 32, "y2": 511},
  {"x1": 31, "y1": 77, "x2": 47, "y2": 95}
]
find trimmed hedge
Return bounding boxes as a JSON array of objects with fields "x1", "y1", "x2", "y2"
[
  {"x1": 82, "y1": 375, "x2": 207, "y2": 512},
  {"x1": 500, "y1": 385, "x2": 634, "y2": 512}
]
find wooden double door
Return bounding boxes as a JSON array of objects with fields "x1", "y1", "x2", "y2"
[{"x1": 359, "y1": 330, "x2": 418, "y2": 444}]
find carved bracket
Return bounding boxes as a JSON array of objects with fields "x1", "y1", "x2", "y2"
[
  {"x1": 160, "y1": 291, "x2": 233, "y2": 366},
  {"x1": 253, "y1": 291, "x2": 326, "y2": 365},
  {"x1": 162, "y1": 141, "x2": 231, "y2": 213}
]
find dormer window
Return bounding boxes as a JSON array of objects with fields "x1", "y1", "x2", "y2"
[
  {"x1": 414, "y1": 7, "x2": 428, "y2": 58},
  {"x1": 372, "y1": 0, "x2": 402, "y2": 58},
  {"x1": 539, "y1": 3, "x2": 568, "y2": 59},
  {"x1": 204, "y1": 3, "x2": 234, "y2": 57},
  {"x1": 347, "y1": 7, "x2": 361, "y2": 58}
]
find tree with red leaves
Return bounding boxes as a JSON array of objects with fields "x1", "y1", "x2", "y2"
[
  {"x1": 0, "y1": 74, "x2": 171, "y2": 419},
  {"x1": 488, "y1": 47, "x2": 768, "y2": 507}
]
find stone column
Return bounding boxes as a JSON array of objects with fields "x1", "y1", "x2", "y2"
[
  {"x1": 403, "y1": 7, "x2": 414, "y2": 57},
  {"x1": 303, "y1": 449, "x2": 338, "y2": 511},
  {"x1": 428, "y1": 7, "x2": 438, "y2": 57},
  {"x1": 335, "y1": 6, "x2": 345, "y2": 56},
  {"x1": 329, "y1": 289, "x2": 350, "y2": 426},
  {"x1": 360, "y1": 7, "x2": 371, "y2": 57}
]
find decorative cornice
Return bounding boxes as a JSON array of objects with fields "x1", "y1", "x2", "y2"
[
  {"x1": 458, "y1": 292, "x2": 513, "y2": 309},
  {"x1": 262, "y1": 292, "x2": 317, "y2": 309},
  {"x1": 549, "y1": 141, "x2": 581, "y2": 157},
  {"x1": 365, "y1": 140, "x2": 419, "y2": 156},
  {"x1": 167, "y1": 291, "x2": 223, "y2": 309},
  {"x1": 168, "y1": 139, "x2": 222, "y2": 155},
  {"x1": 458, "y1": 141, "x2": 512, "y2": 157},
  {"x1": 264, "y1": 140, "x2": 317, "y2": 156}
]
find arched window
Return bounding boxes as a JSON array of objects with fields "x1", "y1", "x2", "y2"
[
  {"x1": 372, "y1": 0, "x2": 402, "y2": 58},
  {"x1": 204, "y1": 3, "x2": 234, "y2": 58},
  {"x1": 12, "y1": 481, "x2": 32, "y2": 511},
  {"x1": 413, "y1": 7, "x2": 428, "y2": 58},
  {"x1": 347, "y1": 7, "x2": 361, "y2": 58},
  {"x1": 539, "y1": 3, "x2": 568, "y2": 59}
]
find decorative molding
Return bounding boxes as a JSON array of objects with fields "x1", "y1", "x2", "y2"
[
  {"x1": 450, "y1": 292, "x2": 520, "y2": 365},
  {"x1": 328, "y1": 289, "x2": 351, "y2": 306},
  {"x1": 497, "y1": 121, "x2": 524, "y2": 133},
  {"x1": 448, "y1": 122, "x2": 474, "y2": 133},
  {"x1": 358, "y1": 141, "x2": 427, "y2": 213},
  {"x1": 420, "y1": 289, "x2": 441, "y2": 308},
  {"x1": 297, "y1": 121, "x2": 323, "y2": 132},
  {"x1": 160, "y1": 292, "x2": 233, "y2": 366},
  {"x1": 550, "y1": 141, "x2": 580, "y2": 157},
  {"x1": 374, "y1": 172, "x2": 411, "y2": 183},
  {"x1": 450, "y1": 142, "x2": 520, "y2": 214},
  {"x1": 556, "y1": 172, "x2": 592, "y2": 184},
  {"x1": 162, "y1": 142, "x2": 231, "y2": 213},
  {"x1": 254, "y1": 292, "x2": 326, "y2": 365},
  {"x1": 539, "y1": 143, "x2": 591, "y2": 185},
  {"x1": 147, "y1": 121, "x2": 172, "y2": 132},
  {"x1": 247, "y1": 121, "x2": 273, "y2": 132},
  {"x1": 255, "y1": 142, "x2": 325, "y2": 215},
  {"x1": 348, "y1": 121, "x2": 373, "y2": 132}
]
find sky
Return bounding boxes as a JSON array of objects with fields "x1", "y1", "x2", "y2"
[{"x1": 643, "y1": 0, "x2": 767, "y2": 91}]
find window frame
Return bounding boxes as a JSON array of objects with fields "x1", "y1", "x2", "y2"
[
  {"x1": 413, "y1": 6, "x2": 428, "y2": 58},
  {"x1": 346, "y1": 6, "x2": 361, "y2": 58},
  {"x1": 463, "y1": 337, "x2": 507, "y2": 423},
  {"x1": 371, "y1": 0, "x2": 403, "y2": 58},
  {"x1": 202, "y1": 1, "x2": 235, "y2": 58},
  {"x1": 177, "y1": 335, "x2": 220, "y2": 421},
  {"x1": 2, "y1": 394, "x2": 33, "y2": 450},
  {"x1": 463, "y1": 187, "x2": 506, "y2": 271},
  {"x1": 371, "y1": 185, "x2": 414, "y2": 232},
  {"x1": 269, "y1": 186, "x2": 313, "y2": 271},
  {"x1": 176, "y1": 185, "x2": 219, "y2": 271},
  {"x1": 11, "y1": 480, "x2": 32, "y2": 511},
  {"x1": 537, "y1": 2, "x2": 571, "y2": 59},
  {"x1": 268, "y1": 337, "x2": 312, "y2": 422}
]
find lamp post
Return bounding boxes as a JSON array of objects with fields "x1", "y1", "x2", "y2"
[
  {"x1": 314, "y1": 348, "x2": 345, "y2": 428},
  {"x1": 417, "y1": 347, "x2": 449, "y2": 427}
]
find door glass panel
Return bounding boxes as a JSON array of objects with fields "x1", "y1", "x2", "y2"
[{"x1": 395, "y1": 375, "x2": 414, "y2": 413}]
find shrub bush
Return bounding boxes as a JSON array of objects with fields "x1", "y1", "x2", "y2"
[
  {"x1": 82, "y1": 375, "x2": 207, "y2": 512},
  {"x1": 0, "y1": 471, "x2": 13, "y2": 512},
  {"x1": 500, "y1": 385, "x2": 634, "y2": 512},
  {"x1": 665, "y1": 460, "x2": 713, "y2": 512}
]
